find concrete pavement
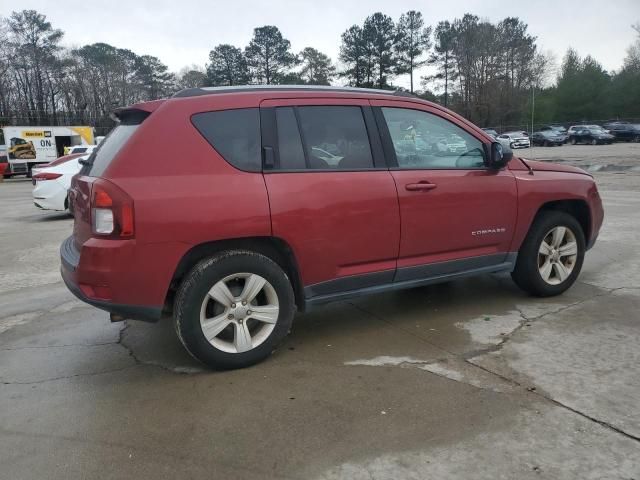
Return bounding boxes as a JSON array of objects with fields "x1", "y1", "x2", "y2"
[{"x1": 1, "y1": 144, "x2": 639, "y2": 479}]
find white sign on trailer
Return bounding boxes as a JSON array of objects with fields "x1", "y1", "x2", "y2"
[{"x1": 1, "y1": 126, "x2": 94, "y2": 175}]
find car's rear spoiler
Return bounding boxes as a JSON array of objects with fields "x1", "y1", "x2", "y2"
[{"x1": 111, "y1": 99, "x2": 166, "y2": 124}]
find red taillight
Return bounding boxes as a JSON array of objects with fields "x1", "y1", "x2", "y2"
[
  {"x1": 120, "y1": 204, "x2": 134, "y2": 236},
  {"x1": 33, "y1": 172, "x2": 62, "y2": 181},
  {"x1": 94, "y1": 188, "x2": 113, "y2": 207},
  {"x1": 90, "y1": 179, "x2": 134, "y2": 238}
]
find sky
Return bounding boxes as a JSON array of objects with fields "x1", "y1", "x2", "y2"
[{"x1": 2, "y1": 0, "x2": 639, "y2": 88}]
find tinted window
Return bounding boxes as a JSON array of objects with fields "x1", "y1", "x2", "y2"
[
  {"x1": 86, "y1": 124, "x2": 140, "y2": 177},
  {"x1": 382, "y1": 107, "x2": 485, "y2": 169},
  {"x1": 292, "y1": 106, "x2": 374, "y2": 170},
  {"x1": 192, "y1": 108, "x2": 261, "y2": 172},
  {"x1": 276, "y1": 107, "x2": 305, "y2": 170}
]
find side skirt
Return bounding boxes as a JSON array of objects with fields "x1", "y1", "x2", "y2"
[{"x1": 304, "y1": 253, "x2": 517, "y2": 309}]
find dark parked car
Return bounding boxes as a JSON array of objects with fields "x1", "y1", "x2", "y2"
[
  {"x1": 603, "y1": 122, "x2": 640, "y2": 142},
  {"x1": 531, "y1": 130, "x2": 565, "y2": 146},
  {"x1": 569, "y1": 126, "x2": 614, "y2": 145},
  {"x1": 542, "y1": 124, "x2": 567, "y2": 134},
  {"x1": 61, "y1": 85, "x2": 604, "y2": 369}
]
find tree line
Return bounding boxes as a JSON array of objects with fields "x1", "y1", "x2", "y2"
[{"x1": 0, "y1": 9, "x2": 638, "y2": 136}]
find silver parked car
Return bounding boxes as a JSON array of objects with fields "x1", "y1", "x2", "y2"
[{"x1": 497, "y1": 132, "x2": 531, "y2": 149}]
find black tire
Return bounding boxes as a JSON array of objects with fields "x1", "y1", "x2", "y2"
[
  {"x1": 511, "y1": 211, "x2": 585, "y2": 297},
  {"x1": 570, "y1": 137, "x2": 576, "y2": 145},
  {"x1": 591, "y1": 138, "x2": 597, "y2": 146},
  {"x1": 174, "y1": 250, "x2": 295, "y2": 369},
  {"x1": 543, "y1": 140, "x2": 549, "y2": 147}
]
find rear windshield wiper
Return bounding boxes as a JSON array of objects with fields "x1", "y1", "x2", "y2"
[{"x1": 79, "y1": 158, "x2": 93, "y2": 166}]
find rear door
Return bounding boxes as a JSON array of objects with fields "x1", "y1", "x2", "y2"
[
  {"x1": 260, "y1": 98, "x2": 400, "y2": 297},
  {"x1": 371, "y1": 100, "x2": 517, "y2": 282}
]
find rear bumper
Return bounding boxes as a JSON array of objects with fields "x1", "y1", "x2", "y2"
[
  {"x1": 33, "y1": 180, "x2": 68, "y2": 211},
  {"x1": 60, "y1": 236, "x2": 163, "y2": 322}
]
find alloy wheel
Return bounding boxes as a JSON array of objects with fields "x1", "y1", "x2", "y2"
[
  {"x1": 537, "y1": 226, "x2": 578, "y2": 285},
  {"x1": 199, "y1": 273, "x2": 279, "y2": 353}
]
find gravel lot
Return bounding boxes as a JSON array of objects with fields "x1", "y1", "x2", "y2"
[{"x1": 1, "y1": 143, "x2": 639, "y2": 479}]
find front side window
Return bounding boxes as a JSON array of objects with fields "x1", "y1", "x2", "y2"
[
  {"x1": 381, "y1": 107, "x2": 486, "y2": 169},
  {"x1": 275, "y1": 106, "x2": 374, "y2": 170},
  {"x1": 192, "y1": 108, "x2": 261, "y2": 172}
]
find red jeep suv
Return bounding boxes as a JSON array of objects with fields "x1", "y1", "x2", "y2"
[{"x1": 61, "y1": 86, "x2": 604, "y2": 369}]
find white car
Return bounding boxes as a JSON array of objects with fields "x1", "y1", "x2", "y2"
[
  {"x1": 497, "y1": 132, "x2": 530, "y2": 149},
  {"x1": 32, "y1": 153, "x2": 87, "y2": 211},
  {"x1": 68, "y1": 145, "x2": 97, "y2": 155}
]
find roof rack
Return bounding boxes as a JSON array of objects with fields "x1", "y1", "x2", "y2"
[{"x1": 172, "y1": 84, "x2": 419, "y2": 99}]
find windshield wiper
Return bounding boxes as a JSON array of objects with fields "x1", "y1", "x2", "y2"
[{"x1": 79, "y1": 158, "x2": 94, "y2": 167}]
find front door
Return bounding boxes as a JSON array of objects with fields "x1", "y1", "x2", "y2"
[{"x1": 372, "y1": 100, "x2": 518, "y2": 282}]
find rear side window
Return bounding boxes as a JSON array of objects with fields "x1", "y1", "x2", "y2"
[
  {"x1": 192, "y1": 108, "x2": 261, "y2": 172},
  {"x1": 273, "y1": 106, "x2": 374, "y2": 170}
]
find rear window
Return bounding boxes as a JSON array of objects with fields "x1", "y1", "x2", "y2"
[
  {"x1": 191, "y1": 108, "x2": 261, "y2": 172},
  {"x1": 84, "y1": 124, "x2": 139, "y2": 177},
  {"x1": 82, "y1": 111, "x2": 148, "y2": 177}
]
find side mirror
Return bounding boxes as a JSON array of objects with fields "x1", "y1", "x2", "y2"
[{"x1": 488, "y1": 141, "x2": 512, "y2": 169}]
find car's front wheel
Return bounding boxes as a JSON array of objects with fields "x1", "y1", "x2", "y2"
[
  {"x1": 511, "y1": 211, "x2": 585, "y2": 297},
  {"x1": 174, "y1": 250, "x2": 295, "y2": 369}
]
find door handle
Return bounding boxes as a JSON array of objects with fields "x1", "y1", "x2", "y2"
[{"x1": 405, "y1": 182, "x2": 437, "y2": 191}]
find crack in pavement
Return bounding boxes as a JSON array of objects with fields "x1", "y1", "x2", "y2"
[
  {"x1": 345, "y1": 355, "x2": 519, "y2": 394},
  {"x1": 466, "y1": 358, "x2": 640, "y2": 443},
  {"x1": 1, "y1": 364, "x2": 139, "y2": 385},
  {"x1": 462, "y1": 289, "x2": 619, "y2": 360},
  {"x1": 347, "y1": 301, "x2": 459, "y2": 358},
  {"x1": 117, "y1": 322, "x2": 203, "y2": 375},
  {"x1": 348, "y1": 288, "x2": 640, "y2": 445},
  {"x1": 1, "y1": 322, "x2": 201, "y2": 385},
  {"x1": 0, "y1": 341, "x2": 119, "y2": 351}
]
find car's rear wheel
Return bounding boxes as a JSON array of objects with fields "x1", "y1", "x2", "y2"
[
  {"x1": 511, "y1": 211, "x2": 585, "y2": 297},
  {"x1": 174, "y1": 250, "x2": 295, "y2": 369},
  {"x1": 543, "y1": 140, "x2": 549, "y2": 147},
  {"x1": 570, "y1": 137, "x2": 577, "y2": 145},
  {"x1": 591, "y1": 138, "x2": 597, "y2": 145}
]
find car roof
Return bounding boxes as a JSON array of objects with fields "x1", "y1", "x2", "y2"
[
  {"x1": 172, "y1": 85, "x2": 420, "y2": 99},
  {"x1": 118, "y1": 84, "x2": 495, "y2": 144}
]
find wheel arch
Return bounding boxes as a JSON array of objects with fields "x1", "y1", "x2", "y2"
[
  {"x1": 533, "y1": 199, "x2": 591, "y2": 242},
  {"x1": 166, "y1": 236, "x2": 305, "y2": 313}
]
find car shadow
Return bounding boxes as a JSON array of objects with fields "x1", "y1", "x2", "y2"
[{"x1": 35, "y1": 212, "x2": 73, "y2": 222}]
